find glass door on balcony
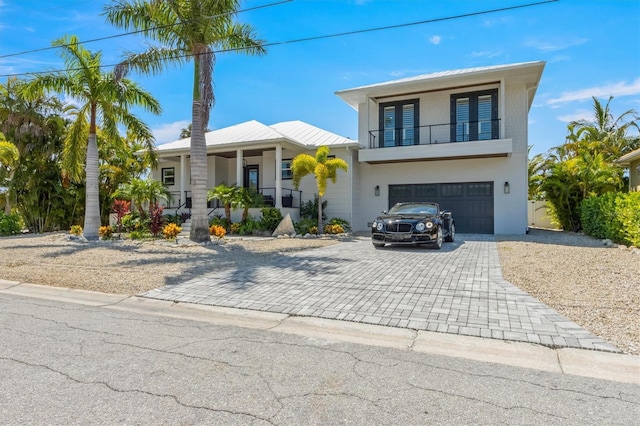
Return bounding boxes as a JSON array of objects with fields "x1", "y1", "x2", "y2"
[
  {"x1": 451, "y1": 89, "x2": 498, "y2": 142},
  {"x1": 379, "y1": 99, "x2": 419, "y2": 147}
]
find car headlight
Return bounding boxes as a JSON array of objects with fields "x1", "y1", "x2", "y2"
[
  {"x1": 425, "y1": 222, "x2": 434, "y2": 229},
  {"x1": 415, "y1": 222, "x2": 425, "y2": 231},
  {"x1": 376, "y1": 221, "x2": 384, "y2": 231}
]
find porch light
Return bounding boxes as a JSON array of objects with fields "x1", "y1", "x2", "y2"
[
  {"x1": 504, "y1": 181, "x2": 510, "y2": 194},
  {"x1": 242, "y1": 159, "x2": 248, "y2": 168},
  {"x1": 375, "y1": 185, "x2": 380, "y2": 196}
]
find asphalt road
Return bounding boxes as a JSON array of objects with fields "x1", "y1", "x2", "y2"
[{"x1": 1, "y1": 293, "x2": 638, "y2": 425}]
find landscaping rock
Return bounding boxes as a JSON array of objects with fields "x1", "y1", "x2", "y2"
[{"x1": 272, "y1": 213, "x2": 296, "y2": 237}]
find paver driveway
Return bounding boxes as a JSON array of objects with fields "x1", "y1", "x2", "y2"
[{"x1": 142, "y1": 235, "x2": 618, "y2": 352}]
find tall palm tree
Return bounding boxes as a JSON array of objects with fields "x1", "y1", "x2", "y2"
[
  {"x1": 104, "y1": 0, "x2": 266, "y2": 243},
  {"x1": 21, "y1": 35, "x2": 161, "y2": 239},
  {"x1": 292, "y1": 146, "x2": 348, "y2": 233}
]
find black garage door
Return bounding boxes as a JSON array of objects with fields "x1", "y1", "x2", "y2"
[{"x1": 389, "y1": 182, "x2": 494, "y2": 234}]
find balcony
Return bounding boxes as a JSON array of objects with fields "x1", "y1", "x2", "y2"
[{"x1": 361, "y1": 120, "x2": 512, "y2": 164}]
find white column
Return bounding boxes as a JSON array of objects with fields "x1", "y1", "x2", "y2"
[
  {"x1": 275, "y1": 144, "x2": 283, "y2": 208},
  {"x1": 180, "y1": 154, "x2": 186, "y2": 206},
  {"x1": 236, "y1": 149, "x2": 243, "y2": 187}
]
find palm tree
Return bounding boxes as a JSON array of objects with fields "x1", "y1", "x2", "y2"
[
  {"x1": 568, "y1": 96, "x2": 639, "y2": 161},
  {"x1": 207, "y1": 183, "x2": 240, "y2": 225},
  {"x1": 104, "y1": 0, "x2": 266, "y2": 243},
  {"x1": 21, "y1": 35, "x2": 161, "y2": 239},
  {"x1": 113, "y1": 177, "x2": 172, "y2": 216},
  {"x1": 0, "y1": 133, "x2": 19, "y2": 213},
  {"x1": 292, "y1": 146, "x2": 348, "y2": 233}
]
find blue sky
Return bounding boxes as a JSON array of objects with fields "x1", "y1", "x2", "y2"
[{"x1": 0, "y1": 0, "x2": 638, "y2": 156}]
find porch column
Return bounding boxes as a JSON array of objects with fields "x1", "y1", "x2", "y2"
[
  {"x1": 275, "y1": 143, "x2": 282, "y2": 208},
  {"x1": 236, "y1": 148, "x2": 243, "y2": 187},
  {"x1": 180, "y1": 154, "x2": 186, "y2": 206}
]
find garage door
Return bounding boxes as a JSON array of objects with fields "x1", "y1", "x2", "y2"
[{"x1": 389, "y1": 182, "x2": 494, "y2": 234}]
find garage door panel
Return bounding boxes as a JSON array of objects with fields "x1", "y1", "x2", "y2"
[{"x1": 389, "y1": 182, "x2": 494, "y2": 234}]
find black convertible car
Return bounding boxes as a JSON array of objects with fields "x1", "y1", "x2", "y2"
[{"x1": 371, "y1": 202, "x2": 455, "y2": 249}]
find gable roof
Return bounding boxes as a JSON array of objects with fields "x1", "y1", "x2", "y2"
[
  {"x1": 335, "y1": 61, "x2": 545, "y2": 110},
  {"x1": 616, "y1": 147, "x2": 640, "y2": 166},
  {"x1": 155, "y1": 120, "x2": 358, "y2": 155}
]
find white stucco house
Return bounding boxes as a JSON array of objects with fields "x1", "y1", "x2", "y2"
[
  {"x1": 152, "y1": 61, "x2": 545, "y2": 234},
  {"x1": 616, "y1": 148, "x2": 640, "y2": 192}
]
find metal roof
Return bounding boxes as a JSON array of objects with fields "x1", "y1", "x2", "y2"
[
  {"x1": 156, "y1": 120, "x2": 358, "y2": 154},
  {"x1": 336, "y1": 61, "x2": 546, "y2": 109},
  {"x1": 270, "y1": 120, "x2": 358, "y2": 147}
]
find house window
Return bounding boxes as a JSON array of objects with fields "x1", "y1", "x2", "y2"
[
  {"x1": 450, "y1": 89, "x2": 498, "y2": 142},
  {"x1": 282, "y1": 159, "x2": 293, "y2": 180},
  {"x1": 379, "y1": 99, "x2": 419, "y2": 147},
  {"x1": 161, "y1": 167, "x2": 175, "y2": 186}
]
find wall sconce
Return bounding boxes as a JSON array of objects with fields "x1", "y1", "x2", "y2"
[
  {"x1": 374, "y1": 185, "x2": 380, "y2": 196},
  {"x1": 504, "y1": 181, "x2": 510, "y2": 194},
  {"x1": 242, "y1": 159, "x2": 248, "y2": 168}
]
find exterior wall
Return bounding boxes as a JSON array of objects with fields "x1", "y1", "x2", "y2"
[
  {"x1": 630, "y1": 158, "x2": 640, "y2": 192},
  {"x1": 353, "y1": 157, "x2": 526, "y2": 234},
  {"x1": 353, "y1": 79, "x2": 531, "y2": 235}
]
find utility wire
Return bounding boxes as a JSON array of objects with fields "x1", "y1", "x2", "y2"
[
  {"x1": 1, "y1": 0, "x2": 558, "y2": 78},
  {"x1": 0, "y1": 0, "x2": 294, "y2": 59}
]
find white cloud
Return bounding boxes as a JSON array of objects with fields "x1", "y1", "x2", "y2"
[
  {"x1": 524, "y1": 37, "x2": 588, "y2": 52},
  {"x1": 429, "y1": 35, "x2": 441, "y2": 45},
  {"x1": 470, "y1": 50, "x2": 502, "y2": 59},
  {"x1": 153, "y1": 120, "x2": 190, "y2": 144},
  {"x1": 547, "y1": 79, "x2": 640, "y2": 105},
  {"x1": 557, "y1": 109, "x2": 591, "y2": 123}
]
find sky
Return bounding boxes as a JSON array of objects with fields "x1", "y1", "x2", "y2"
[{"x1": 0, "y1": 0, "x2": 638, "y2": 157}]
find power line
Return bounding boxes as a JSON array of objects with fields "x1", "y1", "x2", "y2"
[
  {"x1": 0, "y1": 0, "x2": 558, "y2": 79},
  {"x1": 0, "y1": 0, "x2": 294, "y2": 60}
]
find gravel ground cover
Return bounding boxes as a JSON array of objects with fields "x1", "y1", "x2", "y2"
[{"x1": 0, "y1": 229, "x2": 638, "y2": 354}]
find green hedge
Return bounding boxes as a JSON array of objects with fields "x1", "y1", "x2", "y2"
[
  {"x1": 580, "y1": 192, "x2": 640, "y2": 247},
  {"x1": 0, "y1": 211, "x2": 22, "y2": 236}
]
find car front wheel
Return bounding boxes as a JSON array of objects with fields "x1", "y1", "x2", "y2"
[
  {"x1": 432, "y1": 227, "x2": 443, "y2": 249},
  {"x1": 373, "y1": 242, "x2": 385, "y2": 248}
]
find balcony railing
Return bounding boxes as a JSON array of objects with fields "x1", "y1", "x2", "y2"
[{"x1": 368, "y1": 119, "x2": 501, "y2": 149}]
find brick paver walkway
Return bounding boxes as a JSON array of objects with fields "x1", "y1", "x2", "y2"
[{"x1": 142, "y1": 235, "x2": 618, "y2": 352}]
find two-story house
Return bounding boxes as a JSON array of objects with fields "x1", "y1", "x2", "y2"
[
  {"x1": 336, "y1": 61, "x2": 545, "y2": 234},
  {"x1": 152, "y1": 61, "x2": 544, "y2": 235}
]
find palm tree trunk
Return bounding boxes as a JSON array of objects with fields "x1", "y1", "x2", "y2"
[
  {"x1": 189, "y1": 99, "x2": 210, "y2": 242},
  {"x1": 83, "y1": 133, "x2": 100, "y2": 240},
  {"x1": 317, "y1": 195, "x2": 323, "y2": 234}
]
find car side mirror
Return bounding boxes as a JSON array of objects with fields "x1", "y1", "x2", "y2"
[{"x1": 382, "y1": 210, "x2": 387, "y2": 214}]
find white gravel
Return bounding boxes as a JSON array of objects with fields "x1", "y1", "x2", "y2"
[{"x1": 1, "y1": 229, "x2": 638, "y2": 354}]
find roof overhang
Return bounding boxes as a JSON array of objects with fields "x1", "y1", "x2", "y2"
[
  {"x1": 616, "y1": 148, "x2": 640, "y2": 166},
  {"x1": 335, "y1": 61, "x2": 546, "y2": 111}
]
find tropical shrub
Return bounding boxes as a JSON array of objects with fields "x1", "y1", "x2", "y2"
[
  {"x1": 70, "y1": 225, "x2": 83, "y2": 236},
  {"x1": 112, "y1": 199, "x2": 131, "y2": 235},
  {"x1": 324, "y1": 224, "x2": 344, "y2": 234},
  {"x1": 229, "y1": 222, "x2": 241, "y2": 234},
  {"x1": 149, "y1": 202, "x2": 164, "y2": 237},
  {"x1": 162, "y1": 223, "x2": 182, "y2": 240},
  {"x1": 121, "y1": 212, "x2": 150, "y2": 232},
  {"x1": 129, "y1": 229, "x2": 151, "y2": 240},
  {"x1": 98, "y1": 225, "x2": 113, "y2": 239},
  {"x1": 309, "y1": 226, "x2": 318, "y2": 235},
  {"x1": 238, "y1": 216, "x2": 260, "y2": 235},
  {"x1": 259, "y1": 207, "x2": 282, "y2": 232},
  {"x1": 209, "y1": 215, "x2": 229, "y2": 230},
  {"x1": 327, "y1": 217, "x2": 351, "y2": 232},
  {"x1": 294, "y1": 218, "x2": 316, "y2": 235},
  {"x1": 581, "y1": 192, "x2": 640, "y2": 247},
  {"x1": 209, "y1": 224, "x2": 226, "y2": 238},
  {"x1": 0, "y1": 211, "x2": 22, "y2": 236}
]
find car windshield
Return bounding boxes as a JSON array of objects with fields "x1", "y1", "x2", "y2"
[{"x1": 388, "y1": 203, "x2": 438, "y2": 215}]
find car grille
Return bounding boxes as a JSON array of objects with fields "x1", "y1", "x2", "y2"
[{"x1": 385, "y1": 223, "x2": 412, "y2": 233}]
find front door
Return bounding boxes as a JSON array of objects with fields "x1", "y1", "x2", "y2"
[{"x1": 244, "y1": 165, "x2": 259, "y2": 191}]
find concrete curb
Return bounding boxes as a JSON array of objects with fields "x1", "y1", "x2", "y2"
[{"x1": 1, "y1": 280, "x2": 638, "y2": 385}]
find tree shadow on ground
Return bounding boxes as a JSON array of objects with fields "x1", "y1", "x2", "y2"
[{"x1": 496, "y1": 227, "x2": 612, "y2": 248}]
